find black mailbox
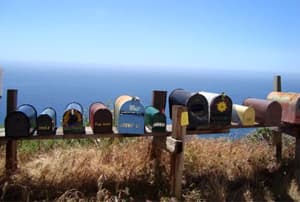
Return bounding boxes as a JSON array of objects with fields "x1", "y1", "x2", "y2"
[
  {"x1": 37, "y1": 107, "x2": 57, "y2": 135},
  {"x1": 169, "y1": 89, "x2": 209, "y2": 130},
  {"x1": 199, "y1": 92, "x2": 233, "y2": 127},
  {"x1": 63, "y1": 102, "x2": 85, "y2": 134},
  {"x1": 5, "y1": 104, "x2": 37, "y2": 137}
]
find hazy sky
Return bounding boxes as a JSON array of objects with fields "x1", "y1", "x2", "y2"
[{"x1": 0, "y1": 0, "x2": 299, "y2": 72}]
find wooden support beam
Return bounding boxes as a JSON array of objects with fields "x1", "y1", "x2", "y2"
[
  {"x1": 170, "y1": 105, "x2": 187, "y2": 200},
  {"x1": 5, "y1": 89, "x2": 18, "y2": 175},
  {"x1": 150, "y1": 90, "x2": 167, "y2": 190},
  {"x1": 274, "y1": 75, "x2": 282, "y2": 163},
  {"x1": 295, "y1": 135, "x2": 300, "y2": 184}
]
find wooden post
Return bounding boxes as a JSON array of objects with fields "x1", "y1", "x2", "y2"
[
  {"x1": 150, "y1": 90, "x2": 167, "y2": 186},
  {"x1": 295, "y1": 134, "x2": 300, "y2": 184},
  {"x1": 170, "y1": 105, "x2": 187, "y2": 199},
  {"x1": 273, "y1": 75, "x2": 282, "y2": 162},
  {"x1": 6, "y1": 89, "x2": 18, "y2": 174}
]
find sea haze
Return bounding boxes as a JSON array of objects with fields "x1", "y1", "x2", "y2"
[{"x1": 1, "y1": 62, "x2": 300, "y2": 138}]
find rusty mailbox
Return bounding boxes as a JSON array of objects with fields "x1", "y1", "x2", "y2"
[
  {"x1": 63, "y1": 102, "x2": 85, "y2": 134},
  {"x1": 89, "y1": 102, "x2": 113, "y2": 134},
  {"x1": 231, "y1": 104, "x2": 255, "y2": 126},
  {"x1": 114, "y1": 95, "x2": 145, "y2": 134},
  {"x1": 37, "y1": 107, "x2": 57, "y2": 135},
  {"x1": 243, "y1": 98, "x2": 282, "y2": 126},
  {"x1": 199, "y1": 92, "x2": 232, "y2": 127},
  {"x1": 144, "y1": 106, "x2": 166, "y2": 132},
  {"x1": 5, "y1": 104, "x2": 37, "y2": 137},
  {"x1": 267, "y1": 91, "x2": 300, "y2": 124},
  {"x1": 169, "y1": 89, "x2": 209, "y2": 130}
]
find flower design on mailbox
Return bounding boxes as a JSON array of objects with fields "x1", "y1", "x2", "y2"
[{"x1": 217, "y1": 101, "x2": 227, "y2": 112}]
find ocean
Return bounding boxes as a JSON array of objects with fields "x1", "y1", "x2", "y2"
[{"x1": 1, "y1": 62, "x2": 300, "y2": 139}]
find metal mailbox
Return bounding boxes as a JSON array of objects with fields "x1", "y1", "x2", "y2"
[
  {"x1": 37, "y1": 107, "x2": 57, "y2": 135},
  {"x1": 5, "y1": 104, "x2": 37, "y2": 137},
  {"x1": 231, "y1": 104, "x2": 255, "y2": 126},
  {"x1": 89, "y1": 102, "x2": 113, "y2": 134},
  {"x1": 169, "y1": 89, "x2": 209, "y2": 129},
  {"x1": 199, "y1": 92, "x2": 232, "y2": 127},
  {"x1": 243, "y1": 98, "x2": 282, "y2": 126},
  {"x1": 267, "y1": 92, "x2": 300, "y2": 124},
  {"x1": 144, "y1": 106, "x2": 166, "y2": 132},
  {"x1": 63, "y1": 102, "x2": 85, "y2": 134},
  {"x1": 114, "y1": 95, "x2": 145, "y2": 134}
]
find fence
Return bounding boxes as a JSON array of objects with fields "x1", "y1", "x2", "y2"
[{"x1": 1, "y1": 75, "x2": 299, "y2": 200}]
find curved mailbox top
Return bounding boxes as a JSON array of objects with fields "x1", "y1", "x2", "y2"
[
  {"x1": 65, "y1": 102, "x2": 83, "y2": 113},
  {"x1": 115, "y1": 95, "x2": 144, "y2": 114},
  {"x1": 40, "y1": 107, "x2": 56, "y2": 123},
  {"x1": 169, "y1": 89, "x2": 208, "y2": 119},
  {"x1": 243, "y1": 98, "x2": 282, "y2": 126},
  {"x1": 89, "y1": 102, "x2": 108, "y2": 116},
  {"x1": 243, "y1": 98, "x2": 276, "y2": 110},
  {"x1": 199, "y1": 92, "x2": 232, "y2": 112},
  {"x1": 40, "y1": 107, "x2": 56, "y2": 116},
  {"x1": 18, "y1": 104, "x2": 37, "y2": 118},
  {"x1": 267, "y1": 91, "x2": 300, "y2": 124},
  {"x1": 169, "y1": 88, "x2": 191, "y2": 106},
  {"x1": 145, "y1": 106, "x2": 160, "y2": 116}
]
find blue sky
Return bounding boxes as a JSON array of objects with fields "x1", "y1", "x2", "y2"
[{"x1": 0, "y1": 0, "x2": 300, "y2": 72}]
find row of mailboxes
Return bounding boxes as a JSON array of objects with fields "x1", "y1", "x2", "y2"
[
  {"x1": 5, "y1": 91, "x2": 300, "y2": 137},
  {"x1": 169, "y1": 89, "x2": 233, "y2": 129},
  {"x1": 4, "y1": 96, "x2": 167, "y2": 136}
]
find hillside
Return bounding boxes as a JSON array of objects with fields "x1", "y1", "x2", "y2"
[{"x1": 0, "y1": 134, "x2": 299, "y2": 201}]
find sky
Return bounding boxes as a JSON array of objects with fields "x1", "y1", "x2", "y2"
[{"x1": 0, "y1": 0, "x2": 300, "y2": 72}]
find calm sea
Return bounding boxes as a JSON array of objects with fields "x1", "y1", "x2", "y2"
[{"x1": 1, "y1": 62, "x2": 300, "y2": 138}]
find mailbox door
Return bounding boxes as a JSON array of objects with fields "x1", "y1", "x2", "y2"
[
  {"x1": 118, "y1": 114, "x2": 145, "y2": 134},
  {"x1": 93, "y1": 109, "x2": 113, "y2": 133},
  {"x1": 187, "y1": 94, "x2": 209, "y2": 129},
  {"x1": 210, "y1": 96, "x2": 232, "y2": 127},
  {"x1": 152, "y1": 113, "x2": 166, "y2": 132},
  {"x1": 5, "y1": 112, "x2": 30, "y2": 137},
  {"x1": 63, "y1": 109, "x2": 85, "y2": 134},
  {"x1": 37, "y1": 114, "x2": 54, "y2": 135}
]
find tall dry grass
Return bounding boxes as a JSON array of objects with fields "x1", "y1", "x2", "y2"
[{"x1": 0, "y1": 135, "x2": 299, "y2": 201}]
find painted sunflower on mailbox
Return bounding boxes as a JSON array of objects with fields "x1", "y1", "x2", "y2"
[{"x1": 216, "y1": 94, "x2": 230, "y2": 113}]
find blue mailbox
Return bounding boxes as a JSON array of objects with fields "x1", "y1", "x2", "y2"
[{"x1": 114, "y1": 95, "x2": 145, "y2": 134}]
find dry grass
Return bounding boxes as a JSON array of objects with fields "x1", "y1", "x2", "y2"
[{"x1": 0, "y1": 135, "x2": 299, "y2": 201}]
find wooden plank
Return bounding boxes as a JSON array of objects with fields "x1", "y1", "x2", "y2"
[
  {"x1": 150, "y1": 90, "x2": 167, "y2": 187},
  {"x1": 295, "y1": 136, "x2": 300, "y2": 184},
  {"x1": 272, "y1": 129, "x2": 282, "y2": 163},
  {"x1": 274, "y1": 75, "x2": 282, "y2": 162},
  {"x1": 170, "y1": 105, "x2": 186, "y2": 200},
  {"x1": 6, "y1": 89, "x2": 18, "y2": 174},
  {"x1": 0, "y1": 127, "x2": 171, "y2": 141}
]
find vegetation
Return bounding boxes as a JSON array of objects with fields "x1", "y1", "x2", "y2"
[{"x1": 0, "y1": 131, "x2": 299, "y2": 201}]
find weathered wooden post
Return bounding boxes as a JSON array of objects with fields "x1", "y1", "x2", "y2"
[
  {"x1": 295, "y1": 127, "x2": 300, "y2": 187},
  {"x1": 273, "y1": 75, "x2": 282, "y2": 162},
  {"x1": 150, "y1": 90, "x2": 167, "y2": 184},
  {"x1": 6, "y1": 89, "x2": 18, "y2": 174},
  {"x1": 170, "y1": 105, "x2": 187, "y2": 199}
]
